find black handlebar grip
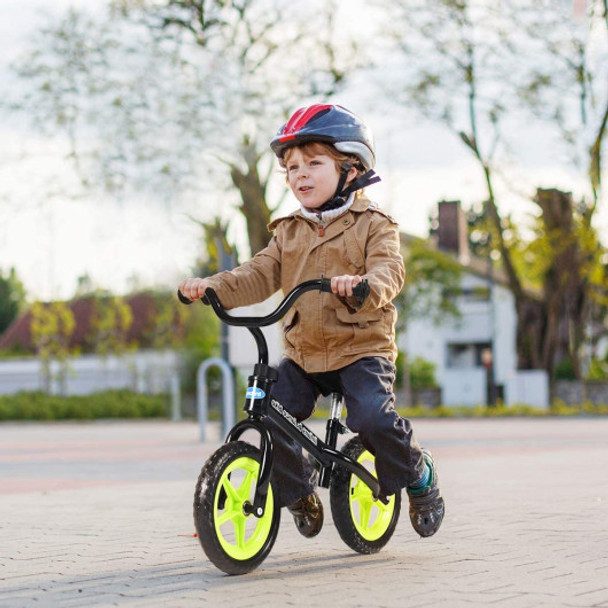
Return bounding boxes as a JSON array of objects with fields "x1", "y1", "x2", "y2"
[
  {"x1": 320, "y1": 277, "x2": 370, "y2": 305},
  {"x1": 319, "y1": 278, "x2": 333, "y2": 293},
  {"x1": 177, "y1": 289, "x2": 211, "y2": 305},
  {"x1": 177, "y1": 290, "x2": 193, "y2": 305},
  {"x1": 352, "y1": 279, "x2": 370, "y2": 306}
]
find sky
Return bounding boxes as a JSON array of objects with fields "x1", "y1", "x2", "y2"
[{"x1": 1, "y1": 0, "x2": 605, "y2": 302}]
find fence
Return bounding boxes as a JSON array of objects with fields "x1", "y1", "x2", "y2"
[
  {"x1": 0, "y1": 350, "x2": 180, "y2": 397},
  {"x1": 553, "y1": 380, "x2": 608, "y2": 405}
]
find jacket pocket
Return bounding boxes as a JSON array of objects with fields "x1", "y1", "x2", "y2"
[
  {"x1": 334, "y1": 307, "x2": 385, "y2": 354},
  {"x1": 343, "y1": 229, "x2": 365, "y2": 271}
]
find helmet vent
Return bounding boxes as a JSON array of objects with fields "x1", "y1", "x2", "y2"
[{"x1": 281, "y1": 104, "x2": 332, "y2": 139}]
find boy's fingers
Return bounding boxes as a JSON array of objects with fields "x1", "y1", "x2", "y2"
[{"x1": 331, "y1": 275, "x2": 362, "y2": 297}]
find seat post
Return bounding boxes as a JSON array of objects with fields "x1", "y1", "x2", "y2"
[
  {"x1": 318, "y1": 393, "x2": 347, "y2": 488},
  {"x1": 324, "y1": 392, "x2": 345, "y2": 449}
]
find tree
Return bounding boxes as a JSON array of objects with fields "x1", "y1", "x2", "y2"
[
  {"x1": 512, "y1": 0, "x2": 608, "y2": 213},
  {"x1": 88, "y1": 293, "x2": 134, "y2": 358},
  {"x1": 375, "y1": 0, "x2": 520, "y2": 291},
  {"x1": 30, "y1": 301, "x2": 76, "y2": 394},
  {"x1": 0, "y1": 267, "x2": 26, "y2": 336},
  {"x1": 507, "y1": 189, "x2": 608, "y2": 378},
  {"x1": 396, "y1": 236, "x2": 462, "y2": 333},
  {"x1": 147, "y1": 292, "x2": 189, "y2": 350},
  {"x1": 11, "y1": 0, "x2": 369, "y2": 258},
  {"x1": 375, "y1": 0, "x2": 608, "y2": 382}
]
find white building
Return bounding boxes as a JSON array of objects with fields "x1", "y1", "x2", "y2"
[
  {"x1": 399, "y1": 201, "x2": 549, "y2": 408},
  {"x1": 213, "y1": 201, "x2": 550, "y2": 409}
]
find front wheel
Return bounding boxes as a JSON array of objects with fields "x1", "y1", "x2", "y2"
[
  {"x1": 330, "y1": 436, "x2": 401, "y2": 554},
  {"x1": 193, "y1": 441, "x2": 280, "y2": 575}
]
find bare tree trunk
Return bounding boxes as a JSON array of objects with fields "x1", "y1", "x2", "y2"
[{"x1": 230, "y1": 140, "x2": 272, "y2": 255}]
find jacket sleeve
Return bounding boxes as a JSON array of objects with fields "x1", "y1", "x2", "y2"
[
  {"x1": 204, "y1": 236, "x2": 282, "y2": 310},
  {"x1": 351, "y1": 213, "x2": 405, "y2": 313}
]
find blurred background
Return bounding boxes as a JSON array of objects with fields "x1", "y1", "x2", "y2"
[{"x1": 1, "y1": 0, "x2": 607, "y2": 418}]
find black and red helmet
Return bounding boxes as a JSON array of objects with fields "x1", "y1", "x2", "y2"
[{"x1": 270, "y1": 104, "x2": 376, "y2": 170}]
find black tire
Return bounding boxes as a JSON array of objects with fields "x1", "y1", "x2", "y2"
[
  {"x1": 193, "y1": 441, "x2": 280, "y2": 575},
  {"x1": 330, "y1": 436, "x2": 401, "y2": 554}
]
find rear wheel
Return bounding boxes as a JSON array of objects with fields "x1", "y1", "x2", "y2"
[
  {"x1": 193, "y1": 441, "x2": 280, "y2": 575},
  {"x1": 330, "y1": 436, "x2": 401, "y2": 554}
]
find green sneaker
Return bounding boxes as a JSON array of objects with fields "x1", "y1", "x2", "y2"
[{"x1": 407, "y1": 449, "x2": 445, "y2": 537}]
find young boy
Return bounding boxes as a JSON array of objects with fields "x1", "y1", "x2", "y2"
[{"x1": 178, "y1": 104, "x2": 444, "y2": 539}]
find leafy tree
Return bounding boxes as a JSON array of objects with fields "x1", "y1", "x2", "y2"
[
  {"x1": 190, "y1": 217, "x2": 238, "y2": 278},
  {"x1": 11, "y1": 0, "x2": 368, "y2": 258},
  {"x1": 376, "y1": 0, "x2": 608, "y2": 382},
  {"x1": 511, "y1": 0, "x2": 608, "y2": 213},
  {"x1": 147, "y1": 292, "x2": 189, "y2": 350},
  {"x1": 0, "y1": 268, "x2": 26, "y2": 335},
  {"x1": 30, "y1": 301, "x2": 76, "y2": 394},
  {"x1": 374, "y1": 0, "x2": 515, "y2": 273},
  {"x1": 396, "y1": 236, "x2": 462, "y2": 334},
  {"x1": 88, "y1": 293, "x2": 134, "y2": 357}
]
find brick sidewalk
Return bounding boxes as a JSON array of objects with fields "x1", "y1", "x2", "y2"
[{"x1": 1, "y1": 418, "x2": 607, "y2": 607}]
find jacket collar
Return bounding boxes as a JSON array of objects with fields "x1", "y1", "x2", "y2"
[{"x1": 268, "y1": 196, "x2": 372, "y2": 231}]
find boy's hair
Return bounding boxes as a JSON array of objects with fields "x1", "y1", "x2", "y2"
[
  {"x1": 280, "y1": 142, "x2": 363, "y2": 172},
  {"x1": 281, "y1": 142, "x2": 366, "y2": 197}
]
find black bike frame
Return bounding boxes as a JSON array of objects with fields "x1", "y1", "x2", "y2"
[{"x1": 191, "y1": 279, "x2": 381, "y2": 518}]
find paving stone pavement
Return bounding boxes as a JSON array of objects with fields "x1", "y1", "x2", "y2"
[{"x1": 1, "y1": 417, "x2": 607, "y2": 608}]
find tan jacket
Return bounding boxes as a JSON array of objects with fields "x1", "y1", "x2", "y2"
[{"x1": 205, "y1": 196, "x2": 405, "y2": 373}]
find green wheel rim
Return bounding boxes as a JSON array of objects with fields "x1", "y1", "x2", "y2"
[
  {"x1": 349, "y1": 450, "x2": 395, "y2": 541},
  {"x1": 213, "y1": 456, "x2": 275, "y2": 560}
]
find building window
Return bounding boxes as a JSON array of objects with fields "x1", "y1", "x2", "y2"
[
  {"x1": 443, "y1": 287, "x2": 491, "y2": 303},
  {"x1": 447, "y1": 342, "x2": 492, "y2": 368}
]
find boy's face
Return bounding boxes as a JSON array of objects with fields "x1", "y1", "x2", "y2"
[{"x1": 285, "y1": 147, "x2": 352, "y2": 210}]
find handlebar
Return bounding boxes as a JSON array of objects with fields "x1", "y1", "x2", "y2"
[{"x1": 177, "y1": 278, "x2": 370, "y2": 327}]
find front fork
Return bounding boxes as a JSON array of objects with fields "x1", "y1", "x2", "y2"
[
  {"x1": 224, "y1": 363, "x2": 277, "y2": 518},
  {"x1": 226, "y1": 369, "x2": 382, "y2": 518}
]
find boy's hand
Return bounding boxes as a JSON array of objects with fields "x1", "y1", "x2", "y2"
[
  {"x1": 178, "y1": 277, "x2": 211, "y2": 301},
  {"x1": 331, "y1": 275, "x2": 362, "y2": 298}
]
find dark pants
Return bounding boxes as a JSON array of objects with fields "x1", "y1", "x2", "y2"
[{"x1": 268, "y1": 357, "x2": 425, "y2": 507}]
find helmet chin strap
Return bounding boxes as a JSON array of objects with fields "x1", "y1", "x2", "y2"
[{"x1": 318, "y1": 167, "x2": 381, "y2": 212}]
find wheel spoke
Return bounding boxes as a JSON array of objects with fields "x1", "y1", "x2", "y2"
[
  {"x1": 237, "y1": 469, "x2": 256, "y2": 502},
  {"x1": 216, "y1": 464, "x2": 261, "y2": 547},
  {"x1": 351, "y1": 478, "x2": 374, "y2": 528},
  {"x1": 351, "y1": 477, "x2": 370, "y2": 503},
  {"x1": 217, "y1": 506, "x2": 240, "y2": 526},
  {"x1": 232, "y1": 512, "x2": 248, "y2": 548},
  {"x1": 221, "y1": 476, "x2": 241, "y2": 504}
]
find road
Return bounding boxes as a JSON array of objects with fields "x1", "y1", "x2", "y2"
[{"x1": 1, "y1": 417, "x2": 607, "y2": 607}]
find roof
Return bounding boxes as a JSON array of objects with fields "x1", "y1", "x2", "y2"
[
  {"x1": 0, "y1": 292, "x2": 168, "y2": 354},
  {"x1": 400, "y1": 232, "x2": 542, "y2": 299}
]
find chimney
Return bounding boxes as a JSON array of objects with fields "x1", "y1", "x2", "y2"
[{"x1": 436, "y1": 200, "x2": 470, "y2": 262}]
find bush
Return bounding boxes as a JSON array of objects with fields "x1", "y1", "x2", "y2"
[
  {"x1": 555, "y1": 357, "x2": 576, "y2": 380},
  {"x1": 587, "y1": 357, "x2": 608, "y2": 380},
  {"x1": 409, "y1": 356, "x2": 438, "y2": 389},
  {"x1": 0, "y1": 390, "x2": 169, "y2": 421}
]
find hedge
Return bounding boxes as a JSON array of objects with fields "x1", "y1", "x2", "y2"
[{"x1": 0, "y1": 390, "x2": 169, "y2": 421}]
